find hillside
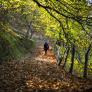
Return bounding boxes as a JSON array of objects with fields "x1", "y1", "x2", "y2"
[{"x1": 0, "y1": 30, "x2": 34, "y2": 62}]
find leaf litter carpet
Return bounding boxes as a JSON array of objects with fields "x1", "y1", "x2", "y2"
[{"x1": 0, "y1": 39, "x2": 92, "y2": 92}]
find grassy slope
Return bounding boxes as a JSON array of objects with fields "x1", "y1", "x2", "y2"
[{"x1": 0, "y1": 31, "x2": 34, "y2": 61}]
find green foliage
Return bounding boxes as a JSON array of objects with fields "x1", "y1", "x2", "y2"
[{"x1": 0, "y1": 31, "x2": 34, "y2": 61}]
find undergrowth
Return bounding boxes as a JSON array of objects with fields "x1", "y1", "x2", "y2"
[{"x1": 0, "y1": 30, "x2": 35, "y2": 62}]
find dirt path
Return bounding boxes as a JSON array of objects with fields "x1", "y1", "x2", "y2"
[{"x1": 0, "y1": 34, "x2": 92, "y2": 92}]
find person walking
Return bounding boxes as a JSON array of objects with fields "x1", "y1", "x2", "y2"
[{"x1": 44, "y1": 42, "x2": 49, "y2": 55}]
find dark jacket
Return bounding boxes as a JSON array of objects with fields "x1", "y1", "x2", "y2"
[{"x1": 44, "y1": 42, "x2": 49, "y2": 50}]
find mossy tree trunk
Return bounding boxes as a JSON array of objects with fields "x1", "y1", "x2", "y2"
[
  {"x1": 83, "y1": 44, "x2": 91, "y2": 78},
  {"x1": 63, "y1": 47, "x2": 70, "y2": 68},
  {"x1": 69, "y1": 45, "x2": 75, "y2": 74}
]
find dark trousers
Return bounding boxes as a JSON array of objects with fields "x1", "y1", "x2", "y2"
[{"x1": 44, "y1": 49, "x2": 48, "y2": 55}]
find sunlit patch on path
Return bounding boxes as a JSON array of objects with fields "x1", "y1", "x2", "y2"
[{"x1": 35, "y1": 46, "x2": 56, "y2": 64}]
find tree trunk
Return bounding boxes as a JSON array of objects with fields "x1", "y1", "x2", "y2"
[
  {"x1": 25, "y1": 22, "x2": 33, "y2": 39},
  {"x1": 25, "y1": 28, "x2": 30, "y2": 38},
  {"x1": 57, "y1": 57, "x2": 63, "y2": 66},
  {"x1": 77, "y1": 51, "x2": 82, "y2": 63},
  {"x1": 56, "y1": 45, "x2": 62, "y2": 66},
  {"x1": 83, "y1": 44, "x2": 91, "y2": 78},
  {"x1": 63, "y1": 47, "x2": 70, "y2": 68},
  {"x1": 69, "y1": 45, "x2": 75, "y2": 74}
]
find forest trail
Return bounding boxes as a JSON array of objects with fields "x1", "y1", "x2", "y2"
[{"x1": 0, "y1": 33, "x2": 92, "y2": 92}]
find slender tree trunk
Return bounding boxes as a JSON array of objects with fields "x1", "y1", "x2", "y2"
[
  {"x1": 29, "y1": 22, "x2": 33, "y2": 39},
  {"x1": 25, "y1": 28, "x2": 30, "y2": 39},
  {"x1": 69, "y1": 45, "x2": 75, "y2": 74},
  {"x1": 63, "y1": 47, "x2": 70, "y2": 68},
  {"x1": 83, "y1": 45, "x2": 91, "y2": 78},
  {"x1": 57, "y1": 57, "x2": 63, "y2": 66},
  {"x1": 56, "y1": 46, "x2": 62, "y2": 66},
  {"x1": 25, "y1": 22, "x2": 33, "y2": 39},
  {"x1": 77, "y1": 51, "x2": 82, "y2": 63}
]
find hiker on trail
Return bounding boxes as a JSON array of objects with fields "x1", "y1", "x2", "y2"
[{"x1": 44, "y1": 42, "x2": 49, "y2": 55}]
